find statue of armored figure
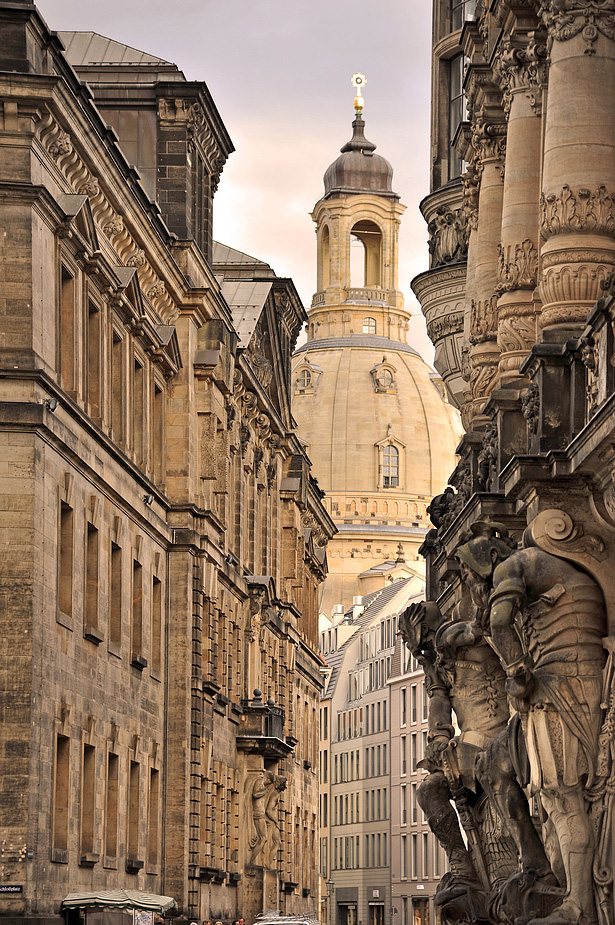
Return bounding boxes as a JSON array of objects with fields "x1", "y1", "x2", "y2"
[
  {"x1": 399, "y1": 594, "x2": 526, "y2": 921},
  {"x1": 452, "y1": 521, "x2": 609, "y2": 925}
]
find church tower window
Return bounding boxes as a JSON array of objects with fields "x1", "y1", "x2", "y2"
[
  {"x1": 363, "y1": 317, "x2": 377, "y2": 335},
  {"x1": 350, "y1": 220, "x2": 382, "y2": 288},
  {"x1": 298, "y1": 369, "x2": 312, "y2": 390}
]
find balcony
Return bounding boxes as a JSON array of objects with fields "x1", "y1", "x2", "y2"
[{"x1": 236, "y1": 689, "x2": 293, "y2": 758}]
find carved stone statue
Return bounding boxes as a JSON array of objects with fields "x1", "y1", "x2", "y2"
[
  {"x1": 400, "y1": 598, "x2": 519, "y2": 918},
  {"x1": 454, "y1": 521, "x2": 608, "y2": 925},
  {"x1": 263, "y1": 774, "x2": 287, "y2": 868}
]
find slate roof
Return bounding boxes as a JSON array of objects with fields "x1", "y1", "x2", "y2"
[
  {"x1": 294, "y1": 334, "x2": 421, "y2": 359},
  {"x1": 212, "y1": 241, "x2": 272, "y2": 271},
  {"x1": 58, "y1": 32, "x2": 177, "y2": 69},
  {"x1": 218, "y1": 280, "x2": 273, "y2": 347}
]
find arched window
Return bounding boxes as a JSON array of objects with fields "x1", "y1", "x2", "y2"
[
  {"x1": 382, "y1": 445, "x2": 399, "y2": 488},
  {"x1": 375, "y1": 368, "x2": 394, "y2": 389},
  {"x1": 321, "y1": 225, "x2": 330, "y2": 290},
  {"x1": 297, "y1": 368, "x2": 311, "y2": 389},
  {"x1": 363, "y1": 317, "x2": 377, "y2": 335}
]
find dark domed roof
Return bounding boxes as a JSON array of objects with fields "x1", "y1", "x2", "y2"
[{"x1": 324, "y1": 116, "x2": 398, "y2": 200}]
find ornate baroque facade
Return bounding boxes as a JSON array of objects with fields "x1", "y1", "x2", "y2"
[
  {"x1": 0, "y1": 5, "x2": 334, "y2": 925},
  {"x1": 410, "y1": 2, "x2": 615, "y2": 924}
]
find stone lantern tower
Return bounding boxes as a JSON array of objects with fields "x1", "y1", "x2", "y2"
[{"x1": 293, "y1": 80, "x2": 462, "y2": 614}]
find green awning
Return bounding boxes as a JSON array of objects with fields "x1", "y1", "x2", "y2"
[{"x1": 62, "y1": 891, "x2": 177, "y2": 914}]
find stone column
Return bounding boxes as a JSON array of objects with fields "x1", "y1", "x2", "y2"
[
  {"x1": 495, "y1": 28, "x2": 546, "y2": 383},
  {"x1": 467, "y1": 111, "x2": 507, "y2": 426},
  {"x1": 538, "y1": 0, "x2": 615, "y2": 335}
]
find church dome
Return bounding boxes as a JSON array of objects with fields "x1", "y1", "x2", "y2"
[
  {"x1": 292, "y1": 337, "x2": 461, "y2": 504},
  {"x1": 323, "y1": 116, "x2": 397, "y2": 200}
]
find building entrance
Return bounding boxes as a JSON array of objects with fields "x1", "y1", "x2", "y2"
[
  {"x1": 368, "y1": 904, "x2": 385, "y2": 925},
  {"x1": 412, "y1": 899, "x2": 429, "y2": 925},
  {"x1": 338, "y1": 903, "x2": 357, "y2": 925}
]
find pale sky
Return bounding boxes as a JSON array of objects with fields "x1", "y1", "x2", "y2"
[{"x1": 36, "y1": 0, "x2": 435, "y2": 361}]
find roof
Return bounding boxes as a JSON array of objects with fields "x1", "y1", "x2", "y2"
[
  {"x1": 219, "y1": 280, "x2": 273, "y2": 347},
  {"x1": 62, "y1": 891, "x2": 177, "y2": 914},
  {"x1": 213, "y1": 241, "x2": 272, "y2": 271},
  {"x1": 294, "y1": 334, "x2": 421, "y2": 359},
  {"x1": 322, "y1": 577, "x2": 420, "y2": 699},
  {"x1": 58, "y1": 32, "x2": 175, "y2": 68}
]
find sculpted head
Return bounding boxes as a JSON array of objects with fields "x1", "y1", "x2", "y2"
[{"x1": 455, "y1": 521, "x2": 515, "y2": 607}]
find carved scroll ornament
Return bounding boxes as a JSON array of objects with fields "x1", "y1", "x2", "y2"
[
  {"x1": 541, "y1": 184, "x2": 615, "y2": 239},
  {"x1": 428, "y1": 207, "x2": 468, "y2": 268},
  {"x1": 470, "y1": 296, "x2": 498, "y2": 344},
  {"x1": 540, "y1": 0, "x2": 615, "y2": 53}
]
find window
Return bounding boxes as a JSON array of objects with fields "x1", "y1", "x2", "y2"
[
  {"x1": 80, "y1": 744, "x2": 96, "y2": 860},
  {"x1": 412, "y1": 685, "x2": 417, "y2": 724},
  {"x1": 151, "y1": 575, "x2": 162, "y2": 673},
  {"x1": 363, "y1": 316, "x2": 376, "y2": 335},
  {"x1": 448, "y1": 54, "x2": 466, "y2": 181},
  {"x1": 350, "y1": 220, "x2": 382, "y2": 287},
  {"x1": 105, "y1": 751, "x2": 119, "y2": 861},
  {"x1": 128, "y1": 760, "x2": 140, "y2": 862},
  {"x1": 109, "y1": 542, "x2": 122, "y2": 648},
  {"x1": 58, "y1": 501, "x2": 73, "y2": 620},
  {"x1": 131, "y1": 560, "x2": 144, "y2": 668},
  {"x1": 297, "y1": 368, "x2": 311, "y2": 389},
  {"x1": 375, "y1": 368, "x2": 394, "y2": 389},
  {"x1": 401, "y1": 784, "x2": 407, "y2": 825},
  {"x1": 423, "y1": 832, "x2": 430, "y2": 878},
  {"x1": 53, "y1": 734, "x2": 70, "y2": 858},
  {"x1": 401, "y1": 834, "x2": 407, "y2": 879},
  {"x1": 401, "y1": 735, "x2": 407, "y2": 775},
  {"x1": 451, "y1": 0, "x2": 475, "y2": 30},
  {"x1": 60, "y1": 266, "x2": 76, "y2": 391},
  {"x1": 401, "y1": 687, "x2": 407, "y2": 726},
  {"x1": 382, "y1": 444, "x2": 399, "y2": 487},
  {"x1": 85, "y1": 523, "x2": 99, "y2": 639},
  {"x1": 412, "y1": 834, "x2": 418, "y2": 878}
]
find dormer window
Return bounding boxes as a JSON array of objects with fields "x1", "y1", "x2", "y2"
[
  {"x1": 293, "y1": 360, "x2": 322, "y2": 394},
  {"x1": 370, "y1": 358, "x2": 397, "y2": 393},
  {"x1": 363, "y1": 317, "x2": 377, "y2": 335}
]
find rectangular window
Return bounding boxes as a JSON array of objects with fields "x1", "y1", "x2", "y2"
[
  {"x1": 451, "y1": 0, "x2": 475, "y2": 31},
  {"x1": 53, "y1": 734, "x2": 70, "y2": 857},
  {"x1": 412, "y1": 782, "x2": 417, "y2": 824},
  {"x1": 423, "y1": 832, "x2": 429, "y2": 878},
  {"x1": 401, "y1": 735, "x2": 407, "y2": 775},
  {"x1": 434, "y1": 839, "x2": 441, "y2": 877},
  {"x1": 401, "y1": 834, "x2": 407, "y2": 879},
  {"x1": 127, "y1": 760, "x2": 140, "y2": 862},
  {"x1": 85, "y1": 523, "x2": 99, "y2": 639},
  {"x1": 111, "y1": 331, "x2": 124, "y2": 442},
  {"x1": 60, "y1": 266, "x2": 76, "y2": 391},
  {"x1": 105, "y1": 751, "x2": 119, "y2": 861},
  {"x1": 131, "y1": 560, "x2": 144, "y2": 667},
  {"x1": 322, "y1": 792, "x2": 328, "y2": 827},
  {"x1": 323, "y1": 749, "x2": 328, "y2": 783},
  {"x1": 151, "y1": 575, "x2": 162, "y2": 673},
  {"x1": 401, "y1": 687, "x2": 407, "y2": 726},
  {"x1": 411, "y1": 684, "x2": 417, "y2": 724},
  {"x1": 109, "y1": 542, "x2": 122, "y2": 648},
  {"x1": 402, "y1": 898, "x2": 408, "y2": 925},
  {"x1": 401, "y1": 784, "x2": 407, "y2": 825},
  {"x1": 87, "y1": 300, "x2": 101, "y2": 419},
  {"x1": 81, "y1": 744, "x2": 96, "y2": 859},
  {"x1": 148, "y1": 768, "x2": 160, "y2": 869},
  {"x1": 133, "y1": 360, "x2": 145, "y2": 467},
  {"x1": 412, "y1": 833, "x2": 418, "y2": 878},
  {"x1": 58, "y1": 502, "x2": 73, "y2": 618},
  {"x1": 411, "y1": 733, "x2": 417, "y2": 772},
  {"x1": 383, "y1": 832, "x2": 387, "y2": 867},
  {"x1": 152, "y1": 383, "x2": 164, "y2": 485},
  {"x1": 323, "y1": 706, "x2": 328, "y2": 739},
  {"x1": 422, "y1": 683, "x2": 429, "y2": 721},
  {"x1": 448, "y1": 54, "x2": 466, "y2": 181}
]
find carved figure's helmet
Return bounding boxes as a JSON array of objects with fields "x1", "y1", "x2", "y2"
[
  {"x1": 454, "y1": 520, "x2": 515, "y2": 579},
  {"x1": 399, "y1": 601, "x2": 443, "y2": 657}
]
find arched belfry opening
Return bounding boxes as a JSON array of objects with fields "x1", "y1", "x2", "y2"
[
  {"x1": 350, "y1": 220, "x2": 382, "y2": 288},
  {"x1": 321, "y1": 224, "x2": 330, "y2": 290}
]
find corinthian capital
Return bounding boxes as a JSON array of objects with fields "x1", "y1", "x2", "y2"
[
  {"x1": 494, "y1": 32, "x2": 548, "y2": 114},
  {"x1": 471, "y1": 109, "x2": 507, "y2": 165},
  {"x1": 540, "y1": 0, "x2": 615, "y2": 53}
]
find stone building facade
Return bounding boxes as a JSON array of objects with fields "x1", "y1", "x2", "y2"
[
  {"x1": 0, "y1": 5, "x2": 334, "y2": 924},
  {"x1": 411, "y1": 1, "x2": 615, "y2": 924}
]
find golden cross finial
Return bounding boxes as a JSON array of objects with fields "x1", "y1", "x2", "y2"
[{"x1": 352, "y1": 73, "x2": 367, "y2": 115}]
